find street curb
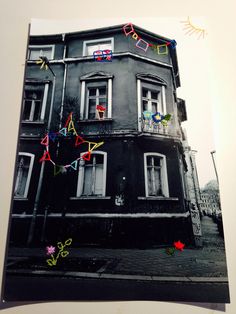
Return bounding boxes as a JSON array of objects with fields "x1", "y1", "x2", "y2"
[{"x1": 7, "y1": 269, "x2": 228, "y2": 283}]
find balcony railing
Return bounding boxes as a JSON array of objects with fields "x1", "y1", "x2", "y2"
[{"x1": 140, "y1": 118, "x2": 171, "y2": 135}]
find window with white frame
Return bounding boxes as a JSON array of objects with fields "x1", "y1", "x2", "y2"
[
  {"x1": 80, "y1": 73, "x2": 113, "y2": 120},
  {"x1": 23, "y1": 84, "x2": 49, "y2": 122},
  {"x1": 28, "y1": 45, "x2": 54, "y2": 60},
  {"x1": 144, "y1": 153, "x2": 169, "y2": 197},
  {"x1": 77, "y1": 151, "x2": 107, "y2": 197},
  {"x1": 14, "y1": 153, "x2": 35, "y2": 198},
  {"x1": 83, "y1": 38, "x2": 114, "y2": 56},
  {"x1": 137, "y1": 75, "x2": 167, "y2": 131}
]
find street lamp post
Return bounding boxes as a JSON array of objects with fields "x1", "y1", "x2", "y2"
[{"x1": 210, "y1": 150, "x2": 219, "y2": 185}]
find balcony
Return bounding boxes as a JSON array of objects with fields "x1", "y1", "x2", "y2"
[{"x1": 139, "y1": 118, "x2": 175, "y2": 136}]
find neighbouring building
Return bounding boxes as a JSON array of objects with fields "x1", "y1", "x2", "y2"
[
  {"x1": 182, "y1": 131, "x2": 202, "y2": 246},
  {"x1": 200, "y1": 182, "x2": 221, "y2": 217},
  {"x1": 10, "y1": 23, "x2": 199, "y2": 248}
]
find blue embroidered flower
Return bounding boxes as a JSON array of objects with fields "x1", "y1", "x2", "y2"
[{"x1": 152, "y1": 112, "x2": 164, "y2": 123}]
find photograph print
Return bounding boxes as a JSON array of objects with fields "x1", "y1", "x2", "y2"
[{"x1": 1, "y1": 18, "x2": 230, "y2": 303}]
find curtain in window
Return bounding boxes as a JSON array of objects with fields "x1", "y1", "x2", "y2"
[
  {"x1": 87, "y1": 42, "x2": 112, "y2": 56},
  {"x1": 23, "y1": 88, "x2": 44, "y2": 121},
  {"x1": 82, "y1": 155, "x2": 104, "y2": 196},
  {"x1": 29, "y1": 47, "x2": 52, "y2": 60},
  {"x1": 147, "y1": 156, "x2": 162, "y2": 196}
]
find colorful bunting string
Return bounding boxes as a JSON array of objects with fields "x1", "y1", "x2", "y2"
[
  {"x1": 39, "y1": 113, "x2": 104, "y2": 175},
  {"x1": 123, "y1": 23, "x2": 177, "y2": 55}
]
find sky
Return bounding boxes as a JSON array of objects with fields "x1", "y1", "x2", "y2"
[{"x1": 30, "y1": 17, "x2": 217, "y2": 187}]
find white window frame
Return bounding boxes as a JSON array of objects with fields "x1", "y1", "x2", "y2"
[
  {"x1": 80, "y1": 80, "x2": 112, "y2": 120},
  {"x1": 85, "y1": 85, "x2": 107, "y2": 120},
  {"x1": 76, "y1": 151, "x2": 107, "y2": 197},
  {"x1": 144, "y1": 152, "x2": 169, "y2": 197},
  {"x1": 14, "y1": 152, "x2": 35, "y2": 199},
  {"x1": 23, "y1": 83, "x2": 49, "y2": 122},
  {"x1": 28, "y1": 45, "x2": 55, "y2": 60},
  {"x1": 137, "y1": 79, "x2": 167, "y2": 131},
  {"x1": 142, "y1": 89, "x2": 162, "y2": 113},
  {"x1": 83, "y1": 37, "x2": 114, "y2": 56}
]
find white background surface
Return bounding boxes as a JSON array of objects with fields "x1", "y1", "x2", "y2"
[{"x1": 0, "y1": 0, "x2": 236, "y2": 313}]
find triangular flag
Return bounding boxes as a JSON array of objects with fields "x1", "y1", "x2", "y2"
[
  {"x1": 54, "y1": 164, "x2": 64, "y2": 176},
  {"x1": 88, "y1": 142, "x2": 98, "y2": 152},
  {"x1": 91, "y1": 141, "x2": 104, "y2": 151},
  {"x1": 70, "y1": 160, "x2": 78, "y2": 170},
  {"x1": 48, "y1": 132, "x2": 57, "y2": 142},
  {"x1": 82, "y1": 151, "x2": 91, "y2": 161},
  {"x1": 40, "y1": 135, "x2": 49, "y2": 146},
  {"x1": 68, "y1": 120, "x2": 77, "y2": 135},
  {"x1": 39, "y1": 151, "x2": 51, "y2": 162},
  {"x1": 59, "y1": 128, "x2": 67, "y2": 136},
  {"x1": 64, "y1": 112, "x2": 73, "y2": 128},
  {"x1": 75, "y1": 135, "x2": 85, "y2": 147}
]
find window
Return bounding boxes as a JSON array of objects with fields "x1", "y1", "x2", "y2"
[
  {"x1": 28, "y1": 45, "x2": 54, "y2": 60},
  {"x1": 144, "y1": 153, "x2": 169, "y2": 197},
  {"x1": 83, "y1": 38, "x2": 114, "y2": 56},
  {"x1": 87, "y1": 85, "x2": 107, "y2": 119},
  {"x1": 77, "y1": 151, "x2": 107, "y2": 197},
  {"x1": 142, "y1": 88, "x2": 162, "y2": 113},
  {"x1": 23, "y1": 84, "x2": 49, "y2": 122},
  {"x1": 80, "y1": 72, "x2": 113, "y2": 120},
  {"x1": 137, "y1": 74, "x2": 167, "y2": 132},
  {"x1": 14, "y1": 153, "x2": 35, "y2": 198}
]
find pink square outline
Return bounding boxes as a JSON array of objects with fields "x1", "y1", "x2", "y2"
[
  {"x1": 136, "y1": 38, "x2": 149, "y2": 52},
  {"x1": 123, "y1": 23, "x2": 135, "y2": 37}
]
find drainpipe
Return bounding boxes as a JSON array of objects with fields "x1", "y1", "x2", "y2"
[
  {"x1": 27, "y1": 69, "x2": 56, "y2": 245},
  {"x1": 59, "y1": 33, "x2": 67, "y2": 130},
  {"x1": 40, "y1": 34, "x2": 67, "y2": 242}
]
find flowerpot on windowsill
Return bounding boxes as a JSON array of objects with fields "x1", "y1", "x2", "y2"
[{"x1": 96, "y1": 110, "x2": 105, "y2": 120}]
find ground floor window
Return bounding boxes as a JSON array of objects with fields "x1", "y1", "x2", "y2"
[
  {"x1": 14, "y1": 153, "x2": 35, "y2": 198},
  {"x1": 144, "y1": 153, "x2": 169, "y2": 197},
  {"x1": 77, "y1": 151, "x2": 107, "y2": 197}
]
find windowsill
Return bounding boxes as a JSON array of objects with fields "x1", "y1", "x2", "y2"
[
  {"x1": 78, "y1": 118, "x2": 113, "y2": 123},
  {"x1": 70, "y1": 196, "x2": 111, "y2": 200},
  {"x1": 14, "y1": 197, "x2": 28, "y2": 201},
  {"x1": 137, "y1": 196, "x2": 179, "y2": 201},
  {"x1": 21, "y1": 120, "x2": 45, "y2": 125}
]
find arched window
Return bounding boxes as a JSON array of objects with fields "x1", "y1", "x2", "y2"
[
  {"x1": 14, "y1": 153, "x2": 35, "y2": 198},
  {"x1": 144, "y1": 153, "x2": 169, "y2": 197},
  {"x1": 76, "y1": 151, "x2": 107, "y2": 197}
]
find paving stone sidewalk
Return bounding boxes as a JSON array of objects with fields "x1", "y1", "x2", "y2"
[
  {"x1": 7, "y1": 245, "x2": 228, "y2": 278},
  {"x1": 7, "y1": 217, "x2": 229, "y2": 278}
]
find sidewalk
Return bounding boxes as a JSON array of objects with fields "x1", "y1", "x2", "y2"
[{"x1": 6, "y1": 217, "x2": 228, "y2": 281}]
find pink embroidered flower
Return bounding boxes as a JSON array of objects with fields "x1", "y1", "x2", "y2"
[{"x1": 46, "y1": 245, "x2": 56, "y2": 255}]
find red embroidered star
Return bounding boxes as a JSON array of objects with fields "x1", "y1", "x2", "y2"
[{"x1": 173, "y1": 240, "x2": 185, "y2": 251}]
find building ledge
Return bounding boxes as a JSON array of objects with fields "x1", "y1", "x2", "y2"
[
  {"x1": 14, "y1": 197, "x2": 28, "y2": 201},
  {"x1": 21, "y1": 120, "x2": 45, "y2": 125},
  {"x1": 70, "y1": 196, "x2": 111, "y2": 200},
  {"x1": 138, "y1": 196, "x2": 179, "y2": 201},
  {"x1": 12, "y1": 212, "x2": 190, "y2": 218},
  {"x1": 78, "y1": 118, "x2": 113, "y2": 123}
]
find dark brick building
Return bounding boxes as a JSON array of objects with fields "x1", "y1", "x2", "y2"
[{"x1": 10, "y1": 24, "x2": 195, "y2": 247}]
